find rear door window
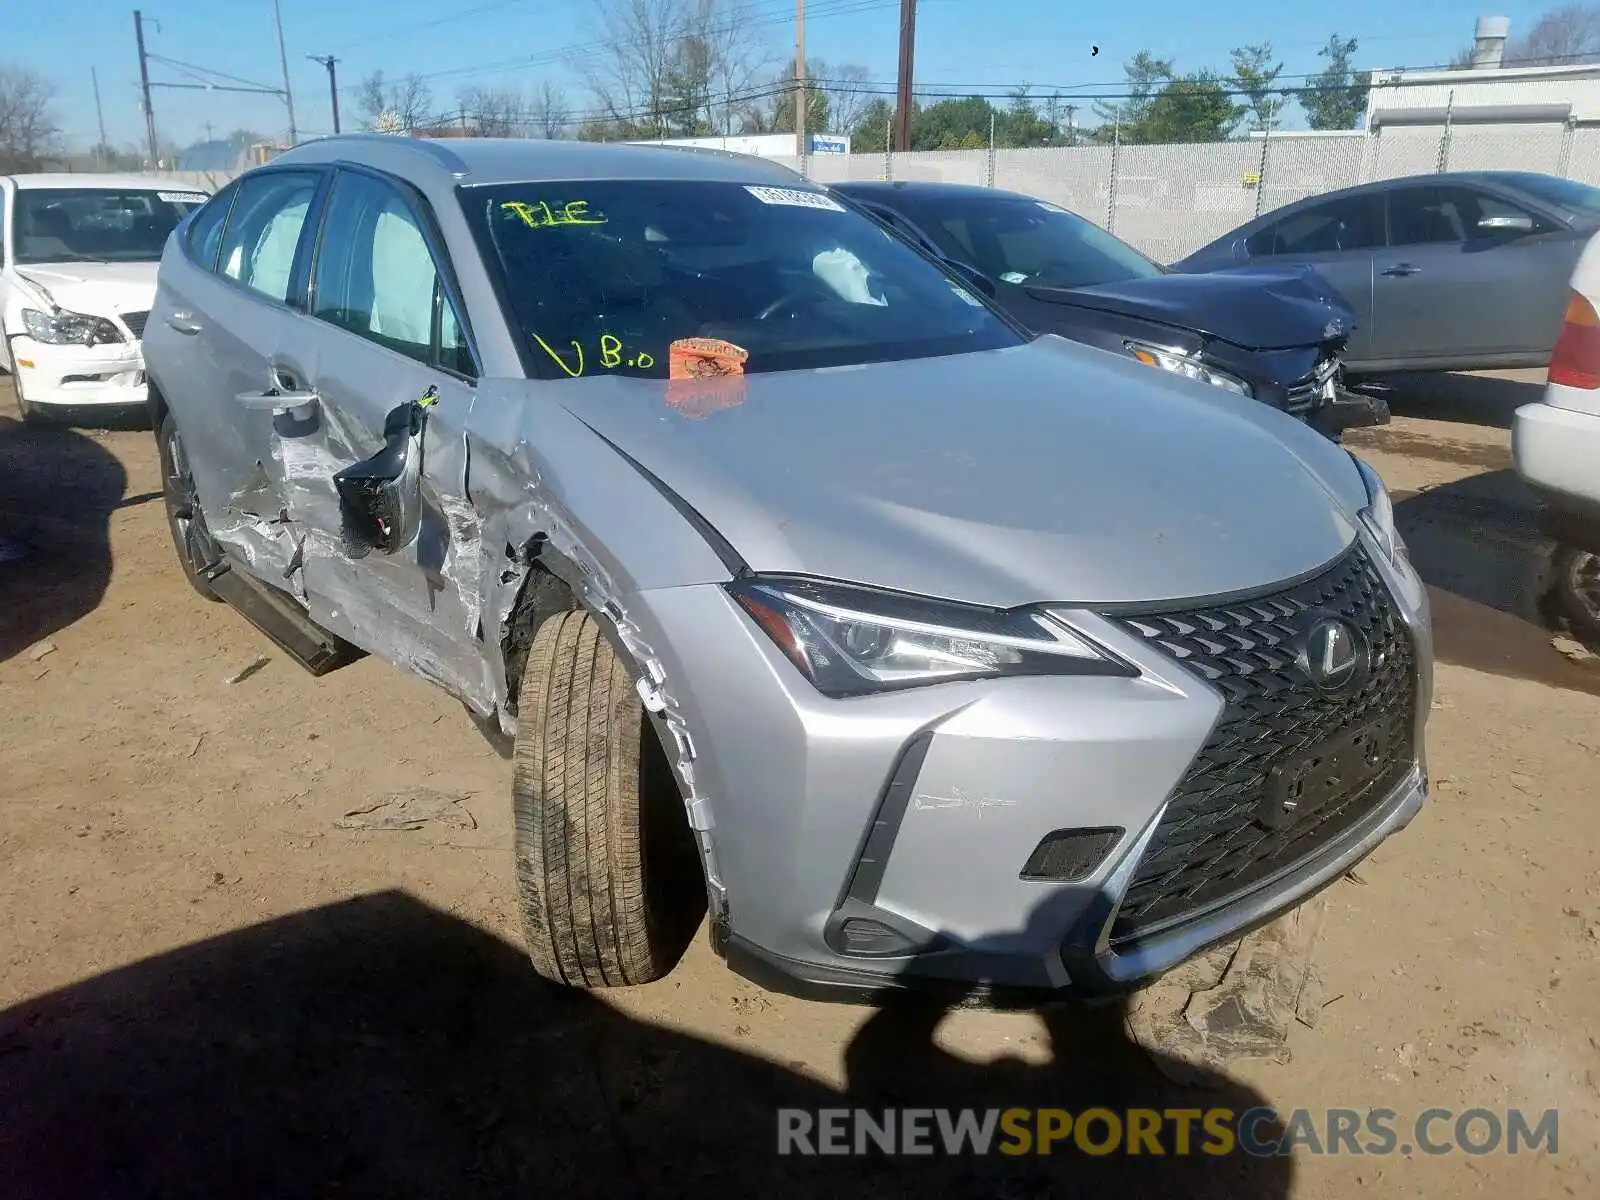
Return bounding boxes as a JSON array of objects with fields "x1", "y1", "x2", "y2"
[
  {"x1": 217, "y1": 171, "x2": 320, "y2": 304},
  {"x1": 1269, "y1": 194, "x2": 1386, "y2": 255}
]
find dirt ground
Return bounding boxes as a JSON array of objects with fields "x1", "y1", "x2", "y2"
[{"x1": 1, "y1": 370, "x2": 1597, "y2": 1199}]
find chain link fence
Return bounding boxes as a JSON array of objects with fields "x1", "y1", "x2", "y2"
[
  {"x1": 156, "y1": 121, "x2": 1600, "y2": 265},
  {"x1": 769, "y1": 121, "x2": 1599, "y2": 263}
]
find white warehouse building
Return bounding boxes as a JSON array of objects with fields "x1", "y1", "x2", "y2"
[{"x1": 1363, "y1": 15, "x2": 1600, "y2": 173}]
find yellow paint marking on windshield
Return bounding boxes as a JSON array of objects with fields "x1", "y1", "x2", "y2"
[
  {"x1": 600, "y1": 334, "x2": 623, "y2": 368},
  {"x1": 501, "y1": 200, "x2": 607, "y2": 229},
  {"x1": 531, "y1": 331, "x2": 586, "y2": 377}
]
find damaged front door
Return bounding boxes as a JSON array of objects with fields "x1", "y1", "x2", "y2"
[{"x1": 269, "y1": 165, "x2": 493, "y2": 710}]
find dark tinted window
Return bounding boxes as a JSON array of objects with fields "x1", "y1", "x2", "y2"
[
  {"x1": 1388, "y1": 185, "x2": 1550, "y2": 246},
  {"x1": 13, "y1": 187, "x2": 207, "y2": 264},
  {"x1": 185, "y1": 184, "x2": 235, "y2": 271},
  {"x1": 218, "y1": 171, "x2": 319, "y2": 303},
  {"x1": 462, "y1": 180, "x2": 1021, "y2": 381},
  {"x1": 312, "y1": 170, "x2": 472, "y2": 375},
  {"x1": 1501, "y1": 173, "x2": 1600, "y2": 217},
  {"x1": 887, "y1": 192, "x2": 1160, "y2": 288},
  {"x1": 1268, "y1": 194, "x2": 1385, "y2": 255}
]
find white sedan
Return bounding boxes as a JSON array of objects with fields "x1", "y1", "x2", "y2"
[
  {"x1": 1513, "y1": 230, "x2": 1600, "y2": 639},
  {"x1": 1, "y1": 173, "x2": 209, "y2": 423}
]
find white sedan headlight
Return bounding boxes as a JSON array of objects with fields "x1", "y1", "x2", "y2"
[
  {"x1": 21, "y1": 306, "x2": 124, "y2": 347},
  {"x1": 1124, "y1": 339, "x2": 1253, "y2": 397}
]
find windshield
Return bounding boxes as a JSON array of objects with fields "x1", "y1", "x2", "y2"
[
  {"x1": 1506, "y1": 173, "x2": 1600, "y2": 219},
  {"x1": 462, "y1": 180, "x2": 1022, "y2": 381},
  {"x1": 885, "y1": 193, "x2": 1162, "y2": 290},
  {"x1": 12, "y1": 187, "x2": 207, "y2": 264}
]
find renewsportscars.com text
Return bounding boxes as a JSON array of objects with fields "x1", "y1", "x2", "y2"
[{"x1": 776, "y1": 1107, "x2": 1559, "y2": 1157}]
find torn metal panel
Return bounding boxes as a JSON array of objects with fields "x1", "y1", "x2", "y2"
[{"x1": 463, "y1": 381, "x2": 740, "y2": 911}]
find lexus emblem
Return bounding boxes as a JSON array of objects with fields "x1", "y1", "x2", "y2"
[{"x1": 1299, "y1": 617, "x2": 1367, "y2": 691}]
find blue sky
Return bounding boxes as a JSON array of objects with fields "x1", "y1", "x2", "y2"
[{"x1": 15, "y1": 0, "x2": 1562, "y2": 149}]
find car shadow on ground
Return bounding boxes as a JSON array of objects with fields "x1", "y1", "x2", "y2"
[
  {"x1": 0, "y1": 891, "x2": 1293, "y2": 1199},
  {"x1": 1354, "y1": 370, "x2": 1544, "y2": 430},
  {"x1": 0, "y1": 412, "x2": 130, "y2": 664},
  {"x1": 1394, "y1": 468, "x2": 1600, "y2": 696}
]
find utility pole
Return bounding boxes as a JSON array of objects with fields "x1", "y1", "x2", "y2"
[
  {"x1": 1064, "y1": 104, "x2": 1076, "y2": 146},
  {"x1": 307, "y1": 54, "x2": 340, "y2": 133},
  {"x1": 134, "y1": 10, "x2": 159, "y2": 167},
  {"x1": 91, "y1": 67, "x2": 108, "y2": 161},
  {"x1": 894, "y1": 0, "x2": 917, "y2": 152},
  {"x1": 794, "y1": 0, "x2": 806, "y2": 160},
  {"x1": 272, "y1": 0, "x2": 298, "y2": 146}
]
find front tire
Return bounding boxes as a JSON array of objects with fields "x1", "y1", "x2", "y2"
[
  {"x1": 158, "y1": 413, "x2": 223, "y2": 602},
  {"x1": 511, "y1": 609, "x2": 705, "y2": 987}
]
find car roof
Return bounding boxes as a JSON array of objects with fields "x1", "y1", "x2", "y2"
[
  {"x1": 1263, "y1": 170, "x2": 1579, "y2": 216},
  {"x1": 5, "y1": 173, "x2": 212, "y2": 192},
  {"x1": 269, "y1": 134, "x2": 811, "y2": 188},
  {"x1": 832, "y1": 180, "x2": 1037, "y2": 204}
]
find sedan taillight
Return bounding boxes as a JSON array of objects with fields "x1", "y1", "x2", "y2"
[{"x1": 1548, "y1": 290, "x2": 1600, "y2": 390}]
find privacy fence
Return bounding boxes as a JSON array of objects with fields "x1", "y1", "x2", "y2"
[{"x1": 148, "y1": 122, "x2": 1600, "y2": 265}]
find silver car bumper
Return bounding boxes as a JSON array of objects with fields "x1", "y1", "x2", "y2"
[{"x1": 626, "y1": 532, "x2": 1432, "y2": 1004}]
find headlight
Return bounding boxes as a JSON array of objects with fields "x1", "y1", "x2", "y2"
[
  {"x1": 727, "y1": 577, "x2": 1137, "y2": 697},
  {"x1": 1351, "y1": 453, "x2": 1405, "y2": 564},
  {"x1": 1124, "y1": 339, "x2": 1253, "y2": 397},
  {"x1": 21, "y1": 307, "x2": 124, "y2": 347}
]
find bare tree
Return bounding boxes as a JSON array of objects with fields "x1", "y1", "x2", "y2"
[
  {"x1": 1507, "y1": 5, "x2": 1600, "y2": 64},
  {"x1": 532, "y1": 80, "x2": 571, "y2": 139},
  {"x1": 819, "y1": 61, "x2": 872, "y2": 133},
  {"x1": 458, "y1": 85, "x2": 531, "y2": 137},
  {"x1": 0, "y1": 66, "x2": 61, "y2": 172},
  {"x1": 355, "y1": 70, "x2": 435, "y2": 132},
  {"x1": 582, "y1": 0, "x2": 771, "y2": 137}
]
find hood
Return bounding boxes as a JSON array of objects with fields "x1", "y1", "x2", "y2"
[
  {"x1": 11, "y1": 261, "x2": 159, "y2": 322},
  {"x1": 1024, "y1": 264, "x2": 1356, "y2": 352},
  {"x1": 554, "y1": 336, "x2": 1368, "y2": 608}
]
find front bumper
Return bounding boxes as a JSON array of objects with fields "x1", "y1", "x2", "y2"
[
  {"x1": 1310, "y1": 387, "x2": 1390, "y2": 437},
  {"x1": 7, "y1": 334, "x2": 147, "y2": 408},
  {"x1": 628, "y1": 530, "x2": 1432, "y2": 1005}
]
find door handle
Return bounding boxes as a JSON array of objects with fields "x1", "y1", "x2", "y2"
[
  {"x1": 164, "y1": 311, "x2": 202, "y2": 335},
  {"x1": 236, "y1": 387, "x2": 319, "y2": 420},
  {"x1": 1381, "y1": 263, "x2": 1421, "y2": 277}
]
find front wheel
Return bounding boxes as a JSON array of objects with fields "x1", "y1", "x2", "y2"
[
  {"x1": 511, "y1": 608, "x2": 705, "y2": 987},
  {"x1": 158, "y1": 413, "x2": 223, "y2": 602}
]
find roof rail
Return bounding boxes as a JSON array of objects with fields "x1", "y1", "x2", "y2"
[{"x1": 295, "y1": 132, "x2": 473, "y2": 176}]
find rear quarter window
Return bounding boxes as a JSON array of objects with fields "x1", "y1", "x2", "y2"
[{"x1": 185, "y1": 185, "x2": 236, "y2": 272}]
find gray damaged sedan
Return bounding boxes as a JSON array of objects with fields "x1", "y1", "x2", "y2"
[{"x1": 144, "y1": 136, "x2": 1433, "y2": 1002}]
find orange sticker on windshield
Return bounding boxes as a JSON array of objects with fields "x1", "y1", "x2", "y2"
[
  {"x1": 666, "y1": 338, "x2": 749, "y2": 419},
  {"x1": 668, "y1": 337, "x2": 748, "y2": 380}
]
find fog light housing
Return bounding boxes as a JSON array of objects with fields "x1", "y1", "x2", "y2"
[{"x1": 1021, "y1": 827, "x2": 1124, "y2": 882}]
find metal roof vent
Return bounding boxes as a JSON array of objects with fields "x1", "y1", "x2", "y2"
[{"x1": 1473, "y1": 15, "x2": 1510, "y2": 69}]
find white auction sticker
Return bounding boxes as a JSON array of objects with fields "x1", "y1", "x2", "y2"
[
  {"x1": 158, "y1": 191, "x2": 209, "y2": 205},
  {"x1": 745, "y1": 185, "x2": 845, "y2": 212}
]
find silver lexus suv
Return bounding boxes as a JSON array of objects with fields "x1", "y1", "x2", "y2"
[{"x1": 144, "y1": 135, "x2": 1432, "y2": 1002}]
